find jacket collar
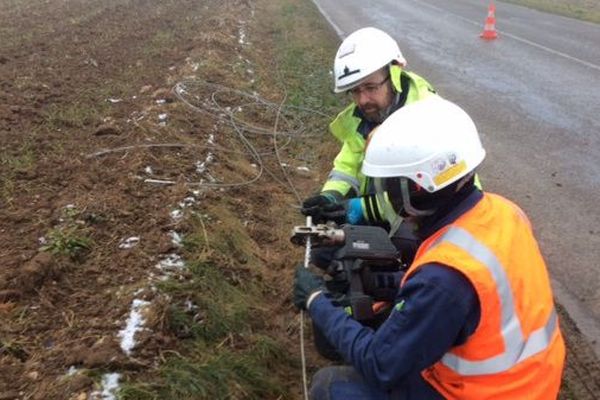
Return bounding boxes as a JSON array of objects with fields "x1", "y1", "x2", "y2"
[{"x1": 417, "y1": 188, "x2": 483, "y2": 240}]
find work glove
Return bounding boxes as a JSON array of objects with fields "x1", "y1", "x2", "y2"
[
  {"x1": 293, "y1": 265, "x2": 325, "y2": 311},
  {"x1": 301, "y1": 193, "x2": 345, "y2": 224}
]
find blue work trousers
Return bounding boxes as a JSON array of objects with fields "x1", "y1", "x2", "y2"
[{"x1": 309, "y1": 366, "x2": 443, "y2": 400}]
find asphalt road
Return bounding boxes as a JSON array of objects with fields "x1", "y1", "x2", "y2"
[{"x1": 312, "y1": 0, "x2": 600, "y2": 355}]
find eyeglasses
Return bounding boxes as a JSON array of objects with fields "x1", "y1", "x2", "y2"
[{"x1": 348, "y1": 75, "x2": 390, "y2": 97}]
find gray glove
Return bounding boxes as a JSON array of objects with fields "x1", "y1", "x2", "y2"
[{"x1": 293, "y1": 266, "x2": 325, "y2": 310}]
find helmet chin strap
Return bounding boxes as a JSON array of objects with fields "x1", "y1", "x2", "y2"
[
  {"x1": 400, "y1": 173, "x2": 476, "y2": 218},
  {"x1": 401, "y1": 178, "x2": 436, "y2": 217}
]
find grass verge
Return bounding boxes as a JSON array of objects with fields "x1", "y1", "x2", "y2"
[
  {"x1": 117, "y1": 0, "x2": 344, "y2": 398},
  {"x1": 503, "y1": 0, "x2": 600, "y2": 23}
]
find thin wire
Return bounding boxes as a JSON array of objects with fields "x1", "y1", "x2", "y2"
[
  {"x1": 270, "y1": 88, "x2": 310, "y2": 399},
  {"x1": 87, "y1": 80, "x2": 331, "y2": 192},
  {"x1": 300, "y1": 216, "x2": 313, "y2": 400},
  {"x1": 87, "y1": 78, "x2": 327, "y2": 398},
  {"x1": 86, "y1": 143, "x2": 190, "y2": 158},
  {"x1": 268, "y1": 66, "x2": 313, "y2": 397}
]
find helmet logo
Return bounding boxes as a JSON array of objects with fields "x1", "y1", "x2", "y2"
[
  {"x1": 339, "y1": 65, "x2": 361, "y2": 80},
  {"x1": 432, "y1": 158, "x2": 447, "y2": 173}
]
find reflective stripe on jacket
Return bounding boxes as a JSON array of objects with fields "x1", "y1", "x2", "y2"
[
  {"x1": 402, "y1": 193, "x2": 565, "y2": 399},
  {"x1": 322, "y1": 70, "x2": 436, "y2": 196}
]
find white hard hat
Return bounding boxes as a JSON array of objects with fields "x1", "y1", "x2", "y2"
[
  {"x1": 333, "y1": 27, "x2": 406, "y2": 93},
  {"x1": 362, "y1": 96, "x2": 485, "y2": 193}
]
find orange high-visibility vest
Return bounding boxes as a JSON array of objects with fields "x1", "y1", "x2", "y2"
[{"x1": 402, "y1": 193, "x2": 565, "y2": 399}]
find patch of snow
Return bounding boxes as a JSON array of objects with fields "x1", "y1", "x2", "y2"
[
  {"x1": 196, "y1": 152, "x2": 214, "y2": 174},
  {"x1": 297, "y1": 166, "x2": 310, "y2": 172},
  {"x1": 206, "y1": 173, "x2": 217, "y2": 183},
  {"x1": 169, "y1": 230, "x2": 183, "y2": 246},
  {"x1": 179, "y1": 197, "x2": 196, "y2": 208},
  {"x1": 175, "y1": 85, "x2": 186, "y2": 95},
  {"x1": 144, "y1": 166, "x2": 153, "y2": 175},
  {"x1": 90, "y1": 372, "x2": 121, "y2": 400},
  {"x1": 67, "y1": 366, "x2": 78, "y2": 376},
  {"x1": 118, "y1": 236, "x2": 140, "y2": 249},
  {"x1": 155, "y1": 253, "x2": 185, "y2": 272},
  {"x1": 158, "y1": 113, "x2": 168, "y2": 122},
  {"x1": 155, "y1": 99, "x2": 166, "y2": 105},
  {"x1": 118, "y1": 299, "x2": 150, "y2": 356},
  {"x1": 185, "y1": 300, "x2": 198, "y2": 311},
  {"x1": 170, "y1": 209, "x2": 183, "y2": 220}
]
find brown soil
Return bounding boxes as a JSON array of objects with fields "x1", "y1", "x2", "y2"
[
  {"x1": 0, "y1": 0, "x2": 320, "y2": 397},
  {"x1": 0, "y1": 0, "x2": 598, "y2": 399}
]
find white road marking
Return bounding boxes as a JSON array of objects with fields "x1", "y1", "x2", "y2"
[
  {"x1": 310, "y1": 0, "x2": 344, "y2": 38},
  {"x1": 411, "y1": 0, "x2": 600, "y2": 72}
]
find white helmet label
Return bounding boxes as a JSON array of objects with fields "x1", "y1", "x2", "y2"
[{"x1": 338, "y1": 42, "x2": 356, "y2": 58}]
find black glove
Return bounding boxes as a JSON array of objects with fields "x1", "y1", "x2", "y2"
[
  {"x1": 301, "y1": 193, "x2": 346, "y2": 224},
  {"x1": 293, "y1": 266, "x2": 325, "y2": 310}
]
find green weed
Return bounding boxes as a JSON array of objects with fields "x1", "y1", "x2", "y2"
[
  {"x1": 0, "y1": 337, "x2": 28, "y2": 361},
  {"x1": 130, "y1": 257, "x2": 292, "y2": 399},
  {"x1": 0, "y1": 143, "x2": 35, "y2": 171},
  {"x1": 44, "y1": 102, "x2": 103, "y2": 130},
  {"x1": 158, "y1": 259, "x2": 254, "y2": 342},
  {"x1": 41, "y1": 206, "x2": 92, "y2": 261},
  {"x1": 0, "y1": 141, "x2": 36, "y2": 204},
  {"x1": 157, "y1": 348, "x2": 285, "y2": 399},
  {"x1": 118, "y1": 384, "x2": 160, "y2": 400},
  {"x1": 42, "y1": 226, "x2": 92, "y2": 260}
]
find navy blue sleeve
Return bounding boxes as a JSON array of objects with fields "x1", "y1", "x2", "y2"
[{"x1": 308, "y1": 263, "x2": 480, "y2": 390}]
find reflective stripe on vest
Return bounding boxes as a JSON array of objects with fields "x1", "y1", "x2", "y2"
[
  {"x1": 430, "y1": 226, "x2": 559, "y2": 376},
  {"x1": 327, "y1": 170, "x2": 361, "y2": 194}
]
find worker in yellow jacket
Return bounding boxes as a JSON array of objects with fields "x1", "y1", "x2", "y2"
[{"x1": 301, "y1": 27, "x2": 437, "y2": 226}]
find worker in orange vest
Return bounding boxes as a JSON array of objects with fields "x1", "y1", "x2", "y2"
[{"x1": 293, "y1": 96, "x2": 565, "y2": 399}]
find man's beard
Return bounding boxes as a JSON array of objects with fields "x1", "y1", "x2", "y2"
[
  {"x1": 360, "y1": 103, "x2": 388, "y2": 123},
  {"x1": 360, "y1": 93, "x2": 397, "y2": 123}
]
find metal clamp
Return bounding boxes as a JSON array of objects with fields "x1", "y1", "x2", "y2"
[{"x1": 291, "y1": 223, "x2": 345, "y2": 247}]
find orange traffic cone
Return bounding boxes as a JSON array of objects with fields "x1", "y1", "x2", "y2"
[{"x1": 480, "y1": 3, "x2": 498, "y2": 40}]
